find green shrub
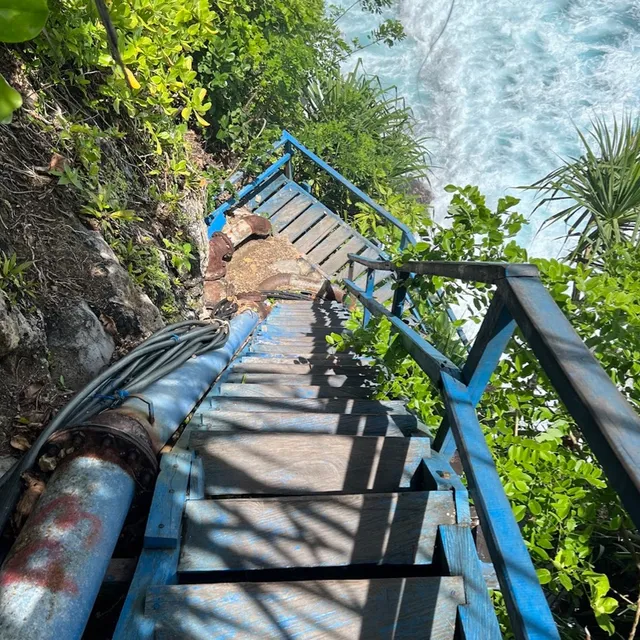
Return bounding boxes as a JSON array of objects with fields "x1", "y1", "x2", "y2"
[
  {"x1": 296, "y1": 63, "x2": 429, "y2": 221},
  {"x1": 335, "y1": 186, "x2": 640, "y2": 637},
  {"x1": 529, "y1": 115, "x2": 640, "y2": 265},
  {"x1": 0, "y1": 0, "x2": 49, "y2": 121},
  {"x1": 196, "y1": 0, "x2": 344, "y2": 158}
]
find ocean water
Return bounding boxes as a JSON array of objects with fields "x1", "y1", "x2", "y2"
[{"x1": 335, "y1": 0, "x2": 640, "y2": 256}]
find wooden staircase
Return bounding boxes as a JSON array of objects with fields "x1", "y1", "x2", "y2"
[{"x1": 117, "y1": 299, "x2": 502, "y2": 639}]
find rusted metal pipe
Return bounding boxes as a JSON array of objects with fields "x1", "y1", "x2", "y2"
[
  {"x1": 0, "y1": 311, "x2": 260, "y2": 639},
  {"x1": 0, "y1": 453, "x2": 135, "y2": 639},
  {"x1": 223, "y1": 214, "x2": 271, "y2": 246},
  {"x1": 205, "y1": 232, "x2": 234, "y2": 280}
]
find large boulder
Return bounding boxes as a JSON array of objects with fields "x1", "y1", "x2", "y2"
[
  {"x1": 0, "y1": 294, "x2": 44, "y2": 358},
  {"x1": 80, "y1": 229, "x2": 163, "y2": 335},
  {"x1": 46, "y1": 300, "x2": 115, "y2": 390},
  {"x1": 178, "y1": 188, "x2": 210, "y2": 277}
]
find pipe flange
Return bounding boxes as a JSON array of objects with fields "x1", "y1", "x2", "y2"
[{"x1": 42, "y1": 420, "x2": 158, "y2": 493}]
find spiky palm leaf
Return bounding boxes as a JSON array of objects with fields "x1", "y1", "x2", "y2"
[
  {"x1": 529, "y1": 116, "x2": 640, "y2": 263},
  {"x1": 302, "y1": 62, "x2": 429, "y2": 181}
]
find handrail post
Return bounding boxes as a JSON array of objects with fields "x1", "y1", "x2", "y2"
[
  {"x1": 363, "y1": 269, "x2": 375, "y2": 327},
  {"x1": 390, "y1": 279, "x2": 408, "y2": 319},
  {"x1": 284, "y1": 140, "x2": 293, "y2": 180}
]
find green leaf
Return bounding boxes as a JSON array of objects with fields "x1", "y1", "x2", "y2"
[
  {"x1": 595, "y1": 614, "x2": 615, "y2": 636},
  {"x1": 558, "y1": 572, "x2": 572, "y2": 591},
  {"x1": 0, "y1": 73, "x2": 22, "y2": 122},
  {"x1": 536, "y1": 568, "x2": 551, "y2": 585},
  {"x1": 528, "y1": 500, "x2": 542, "y2": 515},
  {"x1": 0, "y1": 0, "x2": 49, "y2": 43},
  {"x1": 512, "y1": 504, "x2": 526, "y2": 522}
]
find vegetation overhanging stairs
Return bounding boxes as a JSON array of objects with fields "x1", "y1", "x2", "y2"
[{"x1": 113, "y1": 132, "x2": 640, "y2": 639}]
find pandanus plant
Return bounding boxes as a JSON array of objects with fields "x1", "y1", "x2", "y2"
[{"x1": 530, "y1": 116, "x2": 640, "y2": 266}]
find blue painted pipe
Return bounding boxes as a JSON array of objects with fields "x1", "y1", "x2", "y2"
[
  {"x1": 0, "y1": 311, "x2": 259, "y2": 639},
  {"x1": 0, "y1": 454, "x2": 135, "y2": 640},
  {"x1": 122, "y1": 310, "x2": 260, "y2": 450}
]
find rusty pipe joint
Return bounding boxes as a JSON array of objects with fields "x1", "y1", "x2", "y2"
[
  {"x1": 205, "y1": 232, "x2": 234, "y2": 281},
  {"x1": 40, "y1": 408, "x2": 159, "y2": 492},
  {"x1": 223, "y1": 214, "x2": 272, "y2": 246}
]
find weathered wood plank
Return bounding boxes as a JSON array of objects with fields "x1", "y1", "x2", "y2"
[
  {"x1": 293, "y1": 215, "x2": 338, "y2": 254},
  {"x1": 113, "y1": 547, "x2": 180, "y2": 640},
  {"x1": 306, "y1": 226, "x2": 352, "y2": 266},
  {"x1": 228, "y1": 362, "x2": 374, "y2": 375},
  {"x1": 252, "y1": 335, "x2": 345, "y2": 347},
  {"x1": 146, "y1": 577, "x2": 465, "y2": 640},
  {"x1": 237, "y1": 354, "x2": 370, "y2": 366},
  {"x1": 188, "y1": 454, "x2": 204, "y2": 501},
  {"x1": 279, "y1": 202, "x2": 326, "y2": 242},
  {"x1": 247, "y1": 342, "x2": 354, "y2": 355},
  {"x1": 265, "y1": 316, "x2": 349, "y2": 327},
  {"x1": 241, "y1": 349, "x2": 368, "y2": 367},
  {"x1": 244, "y1": 174, "x2": 289, "y2": 211},
  {"x1": 269, "y1": 307, "x2": 349, "y2": 315},
  {"x1": 205, "y1": 397, "x2": 407, "y2": 414},
  {"x1": 253, "y1": 182, "x2": 300, "y2": 218},
  {"x1": 270, "y1": 194, "x2": 314, "y2": 231},
  {"x1": 224, "y1": 373, "x2": 370, "y2": 386},
  {"x1": 180, "y1": 491, "x2": 456, "y2": 572},
  {"x1": 144, "y1": 451, "x2": 191, "y2": 549},
  {"x1": 191, "y1": 433, "x2": 430, "y2": 495},
  {"x1": 192, "y1": 411, "x2": 413, "y2": 436},
  {"x1": 257, "y1": 326, "x2": 346, "y2": 337},
  {"x1": 320, "y1": 236, "x2": 366, "y2": 276},
  {"x1": 216, "y1": 383, "x2": 372, "y2": 399}
]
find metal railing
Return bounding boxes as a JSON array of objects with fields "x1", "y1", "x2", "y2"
[
  {"x1": 207, "y1": 131, "x2": 470, "y2": 345},
  {"x1": 345, "y1": 254, "x2": 640, "y2": 640}
]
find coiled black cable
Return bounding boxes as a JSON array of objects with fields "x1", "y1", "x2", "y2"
[{"x1": 0, "y1": 318, "x2": 230, "y2": 535}]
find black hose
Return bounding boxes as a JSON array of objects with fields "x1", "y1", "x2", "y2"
[{"x1": 0, "y1": 317, "x2": 231, "y2": 535}]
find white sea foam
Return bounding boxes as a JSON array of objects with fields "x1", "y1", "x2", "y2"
[{"x1": 335, "y1": 0, "x2": 640, "y2": 256}]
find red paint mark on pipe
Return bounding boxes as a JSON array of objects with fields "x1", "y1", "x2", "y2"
[
  {"x1": 0, "y1": 539, "x2": 78, "y2": 594},
  {"x1": 0, "y1": 495, "x2": 103, "y2": 593}
]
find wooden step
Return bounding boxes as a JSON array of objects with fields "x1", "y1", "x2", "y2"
[
  {"x1": 238, "y1": 355, "x2": 368, "y2": 366},
  {"x1": 216, "y1": 383, "x2": 372, "y2": 399},
  {"x1": 192, "y1": 411, "x2": 415, "y2": 436},
  {"x1": 255, "y1": 334, "x2": 344, "y2": 343},
  {"x1": 251, "y1": 337, "x2": 344, "y2": 348},
  {"x1": 320, "y1": 237, "x2": 366, "y2": 276},
  {"x1": 229, "y1": 362, "x2": 374, "y2": 376},
  {"x1": 293, "y1": 215, "x2": 339, "y2": 254},
  {"x1": 191, "y1": 433, "x2": 430, "y2": 495},
  {"x1": 246, "y1": 174, "x2": 288, "y2": 211},
  {"x1": 146, "y1": 577, "x2": 465, "y2": 639},
  {"x1": 273, "y1": 300, "x2": 345, "y2": 309},
  {"x1": 224, "y1": 373, "x2": 371, "y2": 387},
  {"x1": 262, "y1": 321, "x2": 347, "y2": 332},
  {"x1": 270, "y1": 194, "x2": 313, "y2": 231},
  {"x1": 179, "y1": 491, "x2": 455, "y2": 573},
  {"x1": 267, "y1": 316, "x2": 348, "y2": 323},
  {"x1": 247, "y1": 343, "x2": 354, "y2": 354},
  {"x1": 204, "y1": 397, "x2": 407, "y2": 414},
  {"x1": 254, "y1": 183, "x2": 298, "y2": 216},
  {"x1": 258, "y1": 327, "x2": 346, "y2": 336},
  {"x1": 278, "y1": 203, "x2": 326, "y2": 243}
]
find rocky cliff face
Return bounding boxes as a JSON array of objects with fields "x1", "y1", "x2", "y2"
[{"x1": 0, "y1": 75, "x2": 211, "y2": 462}]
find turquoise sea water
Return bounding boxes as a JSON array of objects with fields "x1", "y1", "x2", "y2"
[{"x1": 336, "y1": 0, "x2": 640, "y2": 256}]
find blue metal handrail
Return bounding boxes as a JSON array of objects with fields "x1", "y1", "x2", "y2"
[
  {"x1": 207, "y1": 131, "x2": 469, "y2": 345},
  {"x1": 276, "y1": 131, "x2": 417, "y2": 250},
  {"x1": 344, "y1": 254, "x2": 640, "y2": 639}
]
